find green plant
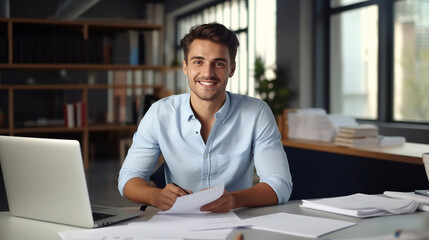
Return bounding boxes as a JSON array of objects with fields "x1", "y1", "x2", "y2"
[{"x1": 254, "y1": 56, "x2": 291, "y2": 116}]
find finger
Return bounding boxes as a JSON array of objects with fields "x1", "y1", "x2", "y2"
[
  {"x1": 210, "y1": 206, "x2": 231, "y2": 213},
  {"x1": 169, "y1": 183, "x2": 192, "y2": 196},
  {"x1": 157, "y1": 202, "x2": 173, "y2": 211},
  {"x1": 155, "y1": 185, "x2": 182, "y2": 210},
  {"x1": 165, "y1": 183, "x2": 186, "y2": 196},
  {"x1": 172, "y1": 183, "x2": 192, "y2": 195},
  {"x1": 202, "y1": 201, "x2": 231, "y2": 213},
  {"x1": 201, "y1": 197, "x2": 225, "y2": 211}
]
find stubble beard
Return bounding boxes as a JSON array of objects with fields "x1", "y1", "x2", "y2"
[{"x1": 190, "y1": 76, "x2": 227, "y2": 102}]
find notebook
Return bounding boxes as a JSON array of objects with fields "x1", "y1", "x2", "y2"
[{"x1": 0, "y1": 135, "x2": 143, "y2": 228}]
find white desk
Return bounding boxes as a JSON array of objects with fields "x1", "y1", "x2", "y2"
[{"x1": 1, "y1": 201, "x2": 428, "y2": 240}]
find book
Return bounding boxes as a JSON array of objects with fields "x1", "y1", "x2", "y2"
[
  {"x1": 335, "y1": 135, "x2": 405, "y2": 148},
  {"x1": 334, "y1": 136, "x2": 380, "y2": 148},
  {"x1": 336, "y1": 131, "x2": 378, "y2": 138},
  {"x1": 125, "y1": 96, "x2": 137, "y2": 124},
  {"x1": 63, "y1": 103, "x2": 75, "y2": 128},
  {"x1": 113, "y1": 30, "x2": 139, "y2": 65},
  {"x1": 74, "y1": 101, "x2": 86, "y2": 127},
  {"x1": 113, "y1": 70, "x2": 127, "y2": 124},
  {"x1": 106, "y1": 70, "x2": 114, "y2": 123},
  {"x1": 338, "y1": 124, "x2": 379, "y2": 136}
]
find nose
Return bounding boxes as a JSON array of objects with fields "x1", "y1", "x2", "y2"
[{"x1": 200, "y1": 63, "x2": 216, "y2": 79}]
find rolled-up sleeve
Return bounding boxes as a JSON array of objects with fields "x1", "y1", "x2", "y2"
[
  {"x1": 118, "y1": 106, "x2": 161, "y2": 196},
  {"x1": 253, "y1": 103, "x2": 293, "y2": 204}
]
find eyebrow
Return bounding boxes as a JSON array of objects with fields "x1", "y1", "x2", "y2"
[{"x1": 190, "y1": 56, "x2": 228, "y2": 62}]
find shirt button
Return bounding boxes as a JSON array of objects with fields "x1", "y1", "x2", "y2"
[{"x1": 195, "y1": 131, "x2": 199, "y2": 134}]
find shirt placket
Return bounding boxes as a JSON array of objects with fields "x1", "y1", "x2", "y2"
[
  {"x1": 191, "y1": 118, "x2": 210, "y2": 188},
  {"x1": 203, "y1": 113, "x2": 222, "y2": 189}
]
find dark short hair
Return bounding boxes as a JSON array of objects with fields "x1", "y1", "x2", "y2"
[{"x1": 180, "y1": 22, "x2": 240, "y2": 63}]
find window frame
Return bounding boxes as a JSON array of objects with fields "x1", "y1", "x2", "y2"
[
  {"x1": 316, "y1": 0, "x2": 427, "y2": 124},
  {"x1": 314, "y1": 0, "x2": 429, "y2": 143}
]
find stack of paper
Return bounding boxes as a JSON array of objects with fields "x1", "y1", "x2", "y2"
[
  {"x1": 384, "y1": 191, "x2": 429, "y2": 211},
  {"x1": 287, "y1": 108, "x2": 357, "y2": 142},
  {"x1": 335, "y1": 125, "x2": 380, "y2": 147},
  {"x1": 301, "y1": 193, "x2": 419, "y2": 218},
  {"x1": 287, "y1": 108, "x2": 327, "y2": 141}
]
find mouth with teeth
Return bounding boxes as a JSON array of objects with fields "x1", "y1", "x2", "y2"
[{"x1": 197, "y1": 79, "x2": 218, "y2": 88}]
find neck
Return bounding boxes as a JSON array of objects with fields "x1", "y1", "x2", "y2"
[{"x1": 190, "y1": 93, "x2": 226, "y2": 121}]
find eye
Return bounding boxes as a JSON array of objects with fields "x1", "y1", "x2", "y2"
[
  {"x1": 192, "y1": 60, "x2": 202, "y2": 65},
  {"x1": 215, "y1": 62, "x2": 225, "y2": 68}
]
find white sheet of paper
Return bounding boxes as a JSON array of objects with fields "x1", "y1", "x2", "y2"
[
  {"x1": 130, "y1": 211, "x2": 249, "y2": 231},
  {"x1": 242, "y1": 212, "x2": 355, "y2": 238},
  {"x1": 160, "y1": 184, "x2": 224, "y2": 214},
  {"x1": 59, "y1": 224, "x2": 232, "y2": 240}
]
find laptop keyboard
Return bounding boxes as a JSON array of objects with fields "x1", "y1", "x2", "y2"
[{"x1": 92, "y1": 212, "x2": 115, "y2": 221}]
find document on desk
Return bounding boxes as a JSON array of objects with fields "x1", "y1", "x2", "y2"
[
  {"x1": 132, "y1": 210, "x2": 249, "y2": 231},
  {"x1": 242, "y1": 212, "x2": 355, "y2": 238},
  {"x1": 59, "y1": 198, "x2": 242, "y2": 240},
  {"x1": 159, "y1": 184, "x2": 224, "y2": 214},
  {"x1": 383, "y1": 191, "x2": 429, "y2": 211},
  {"x1": 59, "y1": 214, "x2": 235, "y2": 240},
  {"x1": 301, "y1": 193, "x2": 419, "y2": 218},
  {"x1": 59, "y1": 224, "x2": 232, "y2": 240}
]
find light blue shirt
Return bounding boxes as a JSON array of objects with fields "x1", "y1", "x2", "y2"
[{"x1": 118, "y1": 92, "x2": 293, "y2": 204}]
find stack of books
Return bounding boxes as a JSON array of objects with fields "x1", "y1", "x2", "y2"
[{"x1": 334, "y1": 124, "x2": 379, "y2": 147}]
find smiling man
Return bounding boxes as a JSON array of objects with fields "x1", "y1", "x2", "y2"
[{"x1": 118, "y1": 23, "x2": 292, "y2": 213}]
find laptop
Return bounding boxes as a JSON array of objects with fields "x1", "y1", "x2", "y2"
[{"x1": 0, "y1": 135, "x2": 143, "y2": 228}]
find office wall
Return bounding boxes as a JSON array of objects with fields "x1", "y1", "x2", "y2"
[
  {"x1": 9, "y1": 0, "x2": 58, "y2": 18},
  {"x1": 9, "y1": 0, "x2": 145, "y2": 19},
  {"x1": 276, "y1": 0, "x2": 313, "y2": 109},
  {"x1": 164, "y1": 0, "x2": 203, "y2": 14}
]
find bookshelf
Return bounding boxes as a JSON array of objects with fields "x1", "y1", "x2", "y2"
[{"x1": 0, "y1": 18, "x2": 174, "y2": 169}]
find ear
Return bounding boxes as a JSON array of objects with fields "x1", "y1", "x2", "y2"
[
  {"x1": 182, "y1": 59, "x2": 188, "y2": 75},
  {"x1": 229, "y1": 62, "x2": 236, "y2": 78}
]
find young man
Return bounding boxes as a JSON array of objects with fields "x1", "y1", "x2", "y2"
[{"x1": 118, "y1": 23, "x2": 292, "y2": 213}]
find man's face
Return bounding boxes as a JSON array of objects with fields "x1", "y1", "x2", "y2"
[{"x1": 183, "y1": 39, "x2": 236, "y2": 103}]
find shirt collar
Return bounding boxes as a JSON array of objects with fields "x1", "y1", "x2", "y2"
[
  {"x1": 185, "y1": 93, "x2": 194, "y2": 121},
  {"x1": 185, "y1": 92, "x2": 231, "y2": 124},
  {"x1": 215, "y1": 92, "x2": 230, "y2": 124}
]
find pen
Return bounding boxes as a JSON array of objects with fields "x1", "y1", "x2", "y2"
[
  {"x1": 394, "y1": 230, "x2": 402, "y2": 238},
  {"x1": 172, "y1": 182, "x2": 190, "y2": 194},
  {"x1": 235, "y1": 233, "x2": 243, "y2": 240}
]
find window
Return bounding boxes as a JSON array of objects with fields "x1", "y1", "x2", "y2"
[
  {"x1": 327, "y1": 0, "x2": 429, "y2": 124},
  {"x1": 394, "y1": 0, "x2": 429, "y2": 123},
  {"x1": 330, "y1": 4, "x2": 378, "y2": 119},
  {"x1": 174, "y1": 0, "x2": 276, "y2": 97},
  {"x1": 331, "y1": 0, "x2": 368, "y2": 8}
]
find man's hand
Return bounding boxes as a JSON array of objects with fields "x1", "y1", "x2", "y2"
[
  {"x1": 124, "y1": 178, "x2": 277, "y2": 212},
  {"x1": 153, "y1": 183, "x2": 191, "y2": 211},
  {"x1": 200, "y1": 190, "x2": 235, "y2": 213}
]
